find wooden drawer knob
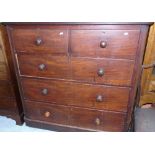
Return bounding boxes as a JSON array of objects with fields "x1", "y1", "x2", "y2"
[
  {"x1": 35, "y1": 37, "x2": 42, "y2": 46},
  {"x1": 100, "y1": 41, "x2": 107, "y2": 48},
  {"x1": 97, "y1": 68, "x2": 104, "y2": 77},
  {"x1": 95, "y1": 118, "x2": 100, "y2": 125},
  {"x1": 44, "y1": 111, "x2": 51, "y2": 118},
  {"x1": 41, "y1": 88, "x2": 48, "y2": 95},
  {"x1": 38, "y1": 64, "x2": 46, "y2": 70},
  {"x1": 96, "y1": 95, "x2": 103, "y2": 102}
]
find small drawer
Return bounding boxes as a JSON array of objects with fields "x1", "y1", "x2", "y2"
[
  {"x1": 0, "y1": 81, "x2": 15, "y2": 98},
  {"x1": 71, "y1": 30, "x2": 140, "y2": 59},
  {"x1": 17, "y1": 54, "x2": 70, "y2": 79},
  {"x1": 21, "y1": 78, "x2": 130, "y2": 112},
  {"x1": 70, "y1": 107, "x2": 126, "y2": 131},
  {"x1": 11, "y1": 28, "x2": 68, "y2": 54},
  {"x1": 24, "y1": 101, "x2": 69, "y2": 125},
  {"x1": 71, "y1": 57, "x2": 134, "y2": 86}
]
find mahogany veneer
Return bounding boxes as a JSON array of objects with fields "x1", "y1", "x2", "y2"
[{"x1": 6, "y1": 23, "x2": 151, "y2": 131}]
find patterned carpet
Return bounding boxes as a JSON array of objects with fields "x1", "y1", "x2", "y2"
[{"x1": 0, "y1": 116, "x2": 50, "y2": 132}]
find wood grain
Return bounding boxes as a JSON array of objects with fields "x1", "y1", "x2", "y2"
[
  {"x1": 140, "y1": 23, "x2": 155, "y2": 105},
  {"x1": 0, "y1": 98, "x2": 17, "y2": 111},
  {"x1": 17, "y1": 54, "x2": 134, "y2": 86},
  {"x1": 0, "y1": 81, "x2": 15, "y2": 97},
  {"x1": 6, "y1": 23, "x2": 151, "y2": 131},
  {"x1": 0, "y1": 47, "x2": 5, "y2": 63},
  {"x1": 24, "y1": 101, "x2": 69, "y2": 125},
  {"x1": 70, "y1": 107, "x2": 125, "y2": 131},
  {"x1": 11, "y1": 29, "x2": 69, "y2": 54},
  {"x1": 72, "y1": 57, "x2": 134, "y2": 86},
  {"x1": 17, "y1": 54, "x2": 70, "y2": 79},
  {"x1": 71, "y1": 30, "x2": 140, "y2": 59},
  {"x1": 21, "y1": 78, "x2": 130, "y2": 112},
  {"x1": 0, "y1": 63, "x2": 9, "y2": 80},
  {"x1": 0, "y1": 25, "x2": 23, "y2": 124},
  {"x1": 125, "y1": 25, "x2": 149, "y2": 128},
  {"x1": 24, "y1": 100, "x2": 126, "y2": 131}
]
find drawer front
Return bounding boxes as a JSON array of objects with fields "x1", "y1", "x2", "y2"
[
  {"x1": 24, "y1": 101, "x2": 69, "y2": 125},
  {"x1": 0, "y1": 63, "x2": 9, "y2": 80},
  {"x1": 17, "y1": 54, "x2": 70, "y2": 79},
  {"x1": 71, "y1": 57, "x2": 134, "y2": 86},
  {"x1": 24, "y1": 101, "x2": 125, "y2": 131},
  {"x1": 70, "y1": 107, "x2": 125, "y2": 131},
  {"x1": 21, "y1": 78, "x2": 130, "y2": 112},
  {"x1": 71, "y1": 30, "x2": 140, "y2": 59},
  {"x1": 17, "y1": 54, "x2": 134, "y2": 86},
  {"x1": 0, "y1": 82, "x2": 15, "y2": 97},
  {"x1": 11, "y1": 29, "x2": 68, "y2": 54}
]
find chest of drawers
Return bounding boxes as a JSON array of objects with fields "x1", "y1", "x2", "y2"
[
  {"x1": 0, "y1": 25, "x2": 23, "y2": 124},
  {"x1": 6, "y1": 23, "x2": 151, "y2": 131}
]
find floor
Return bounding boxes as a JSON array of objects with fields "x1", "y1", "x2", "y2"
[
  {"x1": 0, "y1": 116, "x2": 50, "y2": 132},
  {"x1": 135, "y1": 107, "x2": 155, "y2": 132}
]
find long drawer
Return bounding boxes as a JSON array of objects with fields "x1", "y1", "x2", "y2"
[
  {"x1": 24, "y1": 101, "x2": 126, "y2": 131},
  {"x1": 17, "y1": 54, "x2": 134, "y2": 86},
  {"x1": 71, "y1": 30, "x2": 140, "y2": 59},
  {"x1": 11, "y1": 29, "x2": 68, "y2": 54},
  {"x1": 21, "y1": 78, "x2": 130, "y2": 112}
]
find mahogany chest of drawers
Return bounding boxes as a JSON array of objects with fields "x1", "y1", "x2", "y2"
[
  {"x1": 0, "y1": 25, "x2": 23, "y2": 124},
  {"x1": 6, "y1": 23, "x2": 151, "y2": 131}
]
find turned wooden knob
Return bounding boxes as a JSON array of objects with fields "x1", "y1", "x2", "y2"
[
  {"x1": 96, "y1": 95, "x2": 103, "y2": 102},
  {"x1": 41, "y1": 88, "x2": 48, "y2": 95},
  {"x1": 97, "y1": 68, "x2": 104, "y2": 77},
  {"x1": 100, "y1": 41, "x2": 107, "y2": 48},
  {"x1": 35, "y1": 37, "x2": 42, "y2": 45},
  {"x1": 38, "y1": 64, "x2": 46, "y2": 70},
  {"x1": 44, "y1": 111, "x2": 51, "y2": 118},
  {"x1": 95, "y1": 118, "x2": 101, "y2": 125}
]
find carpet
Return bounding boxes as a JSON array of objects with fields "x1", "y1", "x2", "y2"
[{"x1": 0, "y1": 116, "x2": 50, "y2": 132}]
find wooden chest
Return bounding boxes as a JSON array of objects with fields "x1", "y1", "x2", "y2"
[
  {"x1": 6, "y1": 23, "x2": 151, "y2": 131},
  {"x1": 0, "y1": 25, "x2": 23, "y2": 124}
]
